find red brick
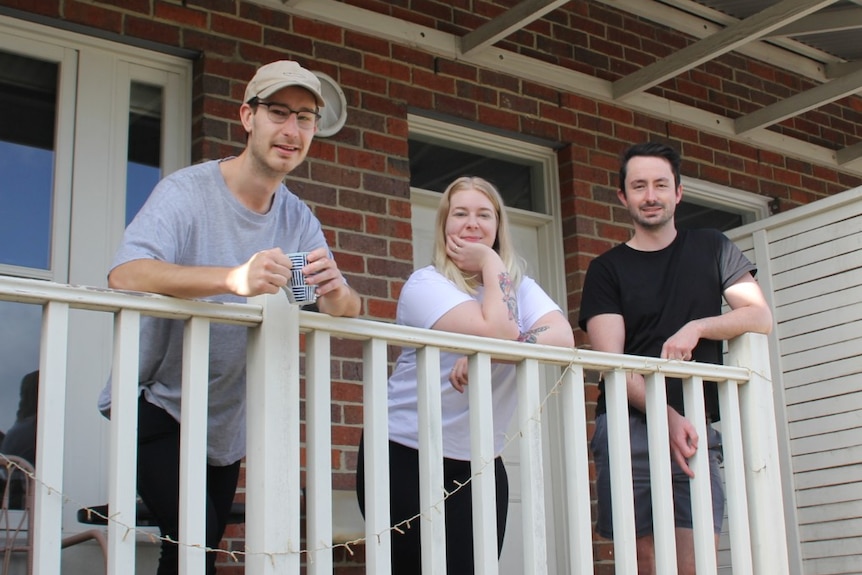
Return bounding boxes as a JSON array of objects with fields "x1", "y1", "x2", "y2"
[
  {"x1": 335, "y1": 147, "x2": 386, "y2": 172},
  {"x1": 184, "y1": 30, "x2": 238, "y2": 57},
  {"x1": 316, "y1": 206, "x2": 364, "y2": 232},
  {"x1": 338, "y1": 189, "x2": 384, "y2": 213},
  {"x1": 389, "y1": 244, "x2": 413, "y2": 268},
  {"x1": 387, "y1": 199, "x2": 412, "y2": 219},
  {"x1": 363, "y1": 132, "x2": 408, "y2": 157},
  {"x1": 98, "y1": 0, "x2": 150, "y2": 14},
  {"x1": 390, "y1": 82, "x2": 433, "y2": 108},
  {"x1": 65, "y1": 1, "x2": 123, "y2": 32},
  {"x1": 332, "y1": 381, "x2": 363, "y2": 404},
  {"x1": 185, "y1": 0, "x2": 233, "y2": 14},
  {"x1": 343, "y1": 404, "x2": 364, "y2": 425},
  {"x1": 327, "y1": 248, "x2": 362, "y2": 273},
  {"x1": 478, "y1": 106, "x2": 520, "y2": 132},
  {"x1": 1, "y1": 0, "x2": 59, "y2": 16},
  {"x1": 699, "y1": 165, "x2": 731, "y2": 186},
  {"x1": 365, "y1": 216, "x2": 411, "y2": 239},
  {"x1": 345, "y1": 31, "x2": 390, "y2": 57},
  {"x1": 331, "y1": 425, "x2": 362, "y2": 446},
  {"x1": 412, "y1": 67, "x2": 456, "y2": 93},
  {"x1": 210, "y1": 13, "x2": 261, "y2": 42},
  {"x1": 124, "y1": 16, "x2": 181, "y2": 45},
  {"x1": 154, "y1": 1, "x2": 207, "y2": 27},
  {"x1": 367, "y1": 298, "x2": 397, "y2": 319},
  {"x1": 364, "y1": 54, "x2": 410, "y2": 82},
  {"x1": 293, "y1": 14, "x2": 345, "y2": 43},
  {"x1": 239, "y1": 3, "x2": 292, "y2": 29},
  {"x1": 596, "y1": 223, "x2": 631, "y2": 243}
]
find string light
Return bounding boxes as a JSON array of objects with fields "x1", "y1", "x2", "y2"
[{"x1": 2, "y1": 358, "x2": 768, "y2": 563}]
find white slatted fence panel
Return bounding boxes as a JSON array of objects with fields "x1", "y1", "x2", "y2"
[{"x1": 728, "y1": 184, "x2": 862, "y2": 575}]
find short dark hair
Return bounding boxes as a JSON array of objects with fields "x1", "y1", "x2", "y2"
[
  {"x1": 619, "y1": 142, "x2": 681, "y2": 193},
  {"x1": 17, "y1": 370, "x2": 39, "y2": 420}
]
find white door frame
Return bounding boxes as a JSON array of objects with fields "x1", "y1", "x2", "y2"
[
  {"x1": 0, "y1": 16, "x2": 192, "y2": 546},
  {"x1": 409, "y1": 114, "x2": 570, "y2": 573}
]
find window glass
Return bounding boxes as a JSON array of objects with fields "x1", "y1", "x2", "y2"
[
  {"x1": 0, "y1": 302, "x2": 42, "y2": 446},
  {"x1": 677, "y1": 179, "x2": 767, "y2": 232},
  {"x1": 409, "y1": 138, "x2": 536, "y2": 211},
  {"x1": 0, "y1": 51, "x2": 57, "y2": 270},
  {"x1": 676, "y1": 200, "x2": 744, "y2": 231},
  {"x1": 126, "y1": 82, "x2": 162, "y2": 224},
  {"x1": 0, "y1": 50, "x2": 54, "y2": 455}
]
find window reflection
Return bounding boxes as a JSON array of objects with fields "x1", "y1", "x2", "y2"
[
  {"x1": 0, "y1": 51, "x2": 53, "y2": 455},
  {"x1": 675, "y1": 201, "x2": 745, "y2": 231},
  {"x1": 0, "y1": 302, "x2": 41, "y2": 442},
  {"x1": 126, "y1": 82, "x2": 162, "y2": 224},
  {"x1": 0, "y1": 51, "x2": 57, "y2": 270},
  {"x1": 409, "y1": 138, "x2": 536, "y2": 211},
  {"x1": 0, "y1": 369, "x2": 38, "y2": 465}
]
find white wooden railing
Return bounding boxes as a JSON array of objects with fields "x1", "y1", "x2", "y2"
[{"x1": 0, "y1": 275, "x2": 790, "y2": 574}]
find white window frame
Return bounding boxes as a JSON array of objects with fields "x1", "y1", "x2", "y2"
[
  {"x1": 0, "y1": 16, "x2": 192, "y2": 544},
  {"x1": 0, "y1": 15, "x2": 192, "y2": 285},
  {"x1": 0, "y1": 25, "x2": 76, "y2": 282},
  {"x1": 682, "y1": 177, "x2": 772, "y2": 225},
  {"x1": 407, "y1": 113, "x2": 567, "y2": 308}
]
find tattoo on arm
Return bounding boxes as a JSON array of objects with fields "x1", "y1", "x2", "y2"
[
  {"x1": 518, "y1": 325, "x2": 549, "y2": 343},
  {"x1": 498, "y1": 272, "x2": 519, "y2": 321}
]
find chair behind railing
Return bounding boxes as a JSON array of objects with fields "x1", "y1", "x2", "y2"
[
  {"x1": 1, "y1": 454, "x2": 33, "y2": 574},
  {"x1": 1, "y1": 454, "x2": 108, "y2": 574}
]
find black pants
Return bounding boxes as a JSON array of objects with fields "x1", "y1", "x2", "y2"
[
  {"x1": 136, "y1": 395, "x2": 241, "y2": 575},
  {"x1": 355, "y1": 437, "x2": 509, "y2": 575}
]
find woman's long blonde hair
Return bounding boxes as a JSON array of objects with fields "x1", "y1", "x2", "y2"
[{"x1": 432, "y1": 176, "x2": 523, "y2": 294}]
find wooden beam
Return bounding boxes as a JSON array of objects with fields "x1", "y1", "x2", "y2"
[
  {"x1": 767, "y1": 5, "x2": 862, "y2": 36},
  {"x1": 460, "y1": 0, "x2": 569, "y2": 56},
  {"x1": 633, "y1": 0, "x2": 842, "y2": 66},
  {"x1": 611, "y1": 0, "x2": 839, "y2": 100},
  {"x1": 826, "y1": 60, "x2": 862, "y2": 80},
  {"x1": 263, "y1": 0, "x2": 862, "y2": 177},
  {"x1": 837, "y1": 140, "x2": 862, "y2": 166},
  {"x1": 735, "y1": 65, "x2": 862, "y2": 134}
]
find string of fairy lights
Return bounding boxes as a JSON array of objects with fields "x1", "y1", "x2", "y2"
[{"x1": 1, "y1": 358, "x2": 764, "y2": 565}]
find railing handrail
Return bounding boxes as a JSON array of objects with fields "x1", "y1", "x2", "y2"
[
  {"x1": 301, "y1": 311, "x2": 754, "y2": 383},
  {"x1": 1, "y1": 275, "x2": 752, "y2": 381},
  {"x1": 0, "y1": 275, "x2": 261, "y2": 324}
]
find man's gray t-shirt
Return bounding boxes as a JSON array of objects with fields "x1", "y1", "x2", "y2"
[{"x1": 98, "y1": 159, "x2": 328, "y2": 465}]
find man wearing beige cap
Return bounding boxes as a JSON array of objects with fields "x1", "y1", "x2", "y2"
[{"x1": 100, "y1": 60, "x2": 360, "y2": 575}]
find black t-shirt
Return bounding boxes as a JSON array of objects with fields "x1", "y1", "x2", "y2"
[{"x1": 578, "y1": 228, "x2": 756, "y2": 420}]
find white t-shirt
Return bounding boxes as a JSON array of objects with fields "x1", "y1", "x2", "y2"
[{"x1": 387, "y1": 265, "x2": 562, "y2": 460}]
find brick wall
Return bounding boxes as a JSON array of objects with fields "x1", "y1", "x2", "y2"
[{"x1": 3, "y1": 0, "x2": 862, "y2": 571}]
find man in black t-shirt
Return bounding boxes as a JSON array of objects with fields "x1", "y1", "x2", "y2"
[{"x1": 579, "y1": 142, "x2": 773, "y2": 575}]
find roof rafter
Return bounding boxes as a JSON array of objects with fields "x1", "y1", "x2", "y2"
[
  {"x1": 611, "y1": 0, "x2": 840, "y2": 100},
  {"x1": 837, "y1": 140, "x2": 862, "y2": 166},
  {"x1": 736, "y1": 65, "x2": 862, "y2": 135},
  {"x1": 636, "y1": 0, "x2": 844, "y2": 64},
  {"x1": 768, "y1": 5, "x2": 862, "y2": 36},
  {"x1": 827, "y1": 60, "x2": 862, "y2": 80},
  {"x1": 460, "y1": 0, "x2": 569, "y2": 56},
  {"x1": 266, "y1": 0, "x2": 862, "y2": 177}
]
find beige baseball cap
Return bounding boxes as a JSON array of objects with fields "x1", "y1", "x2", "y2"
[{"x1": 243, "y1": 60, "x2": 325, "y2": 107}]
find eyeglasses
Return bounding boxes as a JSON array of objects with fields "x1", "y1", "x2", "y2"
[{"x1": 255, "y1": 101, "x2": 320, "y2": 130}]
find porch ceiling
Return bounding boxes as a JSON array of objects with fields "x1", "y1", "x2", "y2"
[{"x1": 263, "y1": 0, "x2": 862, "y2": 176}]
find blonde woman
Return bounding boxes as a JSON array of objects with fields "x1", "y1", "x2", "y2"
[{"x1": 356, "y1": 176, "x2": 573, "y2": 573}]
